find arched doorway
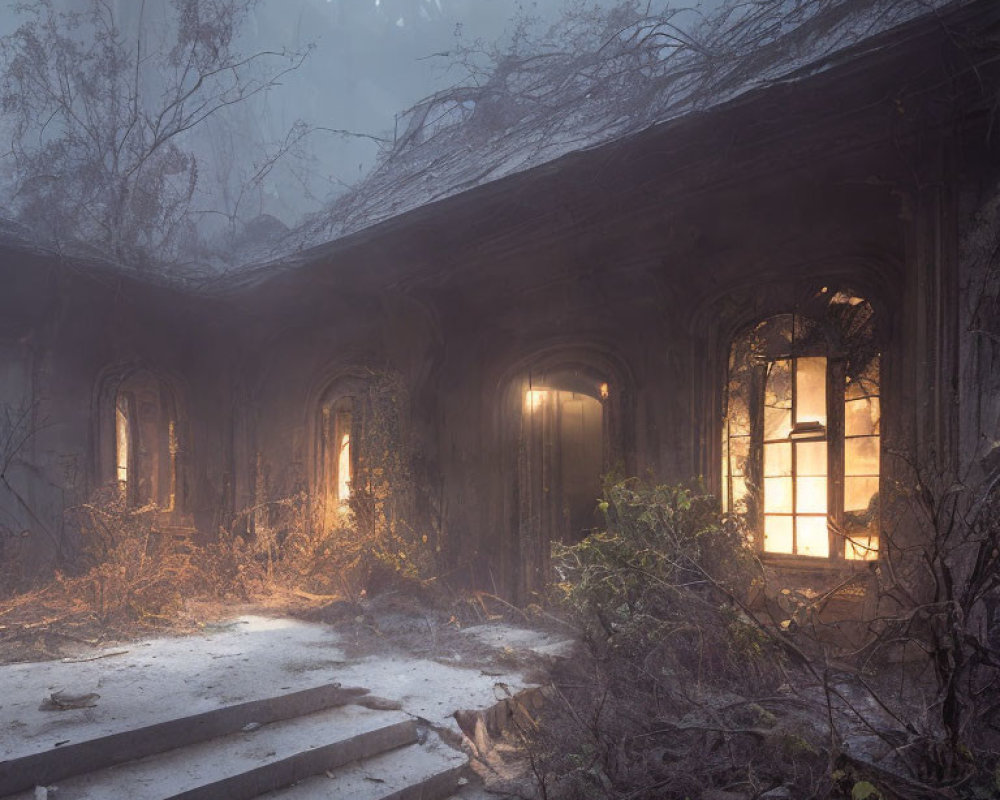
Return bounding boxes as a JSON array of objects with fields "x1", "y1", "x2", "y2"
[
  {"x1": 501, "y1": 351, "x2": 631, "y2": 601},
  {"x1": 521, "y1": 377, "x2": 605, "y2": 546}
]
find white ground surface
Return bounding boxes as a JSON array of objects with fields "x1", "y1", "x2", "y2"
[
  {"x1": 462, "y1": 623, "x2": 575, "y2": 659},
  {"x1": 0, "y1": 615, "x2": 570, "y2": 763}
]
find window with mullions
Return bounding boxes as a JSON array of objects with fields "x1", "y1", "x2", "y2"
[
  {"x1": 762, "y1": 355, "x2": 830, "y2": 557},
  {"x1": 722, "y1": 294, "x2": 880, "y2": 561}
]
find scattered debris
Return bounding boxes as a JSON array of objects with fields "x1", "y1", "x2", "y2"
[
  {"x1": 60, "y1": 650, "x2": 128, "y2": 663},
  {"x1": 39, "y1": 690, "x2": 99, "y2": 711},
  {"x1": 358, "y1": 696, "x2": 404, "y2": 711}
]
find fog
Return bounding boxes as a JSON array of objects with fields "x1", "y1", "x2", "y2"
[
  {"x1": 0, "y1": 0, "x2": 726, "y2": 245},
  {"x1": 201, "y1": 0, "x2": 726, "y2": 230}
]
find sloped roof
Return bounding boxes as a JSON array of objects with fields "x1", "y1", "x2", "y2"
[{"x1": 265, "y1": 0, "x2": 965, "y2": 261}]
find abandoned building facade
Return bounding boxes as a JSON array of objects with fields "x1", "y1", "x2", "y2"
[{"x1": 1, "y1": 1, "x2": 998, "y2": 604}]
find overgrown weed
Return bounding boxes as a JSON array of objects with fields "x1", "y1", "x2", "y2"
[{"x1": 515, "y1": 479, "x2": 831, "y2": 799}]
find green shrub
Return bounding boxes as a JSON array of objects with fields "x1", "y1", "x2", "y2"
[
  {"x1": 533, "y1": 479, "x2": 802, "y2": 799},
  {"x1": 552, "y1": 479, "x2": 771, "y2": 692}
]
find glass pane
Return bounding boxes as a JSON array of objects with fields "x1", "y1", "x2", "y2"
[
  {"x1": 764, "y1": 442, "x2": 791, "y2": 477},
  {"x1": 796, "y1": 477, "x2": 827, "y2": 514},
  {"x1": 731, "y1": 477, "x2": 749, "y2": 508},
  {"x1": 845, "y1": 476, "x2": 879, "y2": 512},
  {"x1": 730, "y1": 435, "x2": 750, "y2": 477},
  {"x1": 116, "y1": 398, "x2": 130, "y2": 484},
  {"x1": 764, "y1": 515, "x2": 793, "y2": 554},
  {"x1": 845, "y1": 397, "x2": 880, "y2": 437},
  {"x1": 845, "y1": 436, "x2": 880, "y2": 476},
  {"x1": 847, "y1": 356, "x2": 880, "y2": 400},
  {"x1": 727, "y1": 394, "x2": 751, "y2": 436},
  {"x1": 757, "y1": 315, "x2": 794, "y2": 355},
  {"x1": 795, "y1": 357, "x2": 827, "y2": 426},
  {"x1": 764, "y1": 360, "x2": 792, "y2": 440},
  {"x1": 722, "y1": 434, "x2": 731, "y2": 512},
  {"x1": 764, "y1": 408, "x2": 791, "y2": 441},
  {"x1": 796, "y1": 516, "x2": 829, "y2": 557},
  {"x1": 796, "y1": 441, "x2": 827, "y2": 476},
  {"x1": 764, "y1": 477, "x2": 793, "y2": 513},
  {"x1": 845, "y1": 534, "x2": 879, "y2": 561},
  {"x1": 337, "y1": 433, "x2": 352, "y2": 501}
]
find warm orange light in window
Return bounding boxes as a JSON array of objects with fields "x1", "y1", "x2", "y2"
[
  {"x1": 795, "y1": 357, "x2": 827, "y2": 427},
  {"x1": 727, "y1": 311, "x2": 882, "y2": 562},
  {"x1": 599, "y1": 382, "x2": 609, "y2": 399},
  {"x1": 846, "y1": 534, "x2": 879, "y2": 561},
  {"x1": 337, "y1": 433, "x2": 351, "y2": 502},
  {"x1": 796, "y1": 516, "x2": 829, "y2": 557},
  {"x1": 115, "y1": 398, "x2": 130, "y2": 485}
]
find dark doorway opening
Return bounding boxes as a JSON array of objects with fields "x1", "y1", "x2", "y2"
[{"x1": 512, "y1": 369, "x2": 610, "y2": 599}]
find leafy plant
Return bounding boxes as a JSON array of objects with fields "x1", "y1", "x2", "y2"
[
  {"x1": 553, "y1": 480, "x2": 767, "y2": 685},
  {"x1": 534, "y1": 479, "x2": 807, "y2": 799}
]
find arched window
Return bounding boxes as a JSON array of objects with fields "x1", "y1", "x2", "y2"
[
  {"x1": 106, "y1": 370, "x2": 181, "y2": 509},
  {"x1": 115, "y1": 392, "x2": 133, "y2": 487},
  {"x1": 337, "y1": 426, "x2": 352, "y2": 503},
  {"x1": 318, "y1": 392, "x2": 358, "y2": 530},
  {"x1": 722, "y1": 293, "x2": 880, "y2": 561}
]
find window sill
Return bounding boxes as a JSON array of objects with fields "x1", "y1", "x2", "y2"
[{"x1": 758, "y1": 553, "x2": 878, "y2": 573}]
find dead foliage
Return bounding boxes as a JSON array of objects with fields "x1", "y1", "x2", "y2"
[
  {"x1": 292, "y1": 0, "x2": 958, "y2": 254},
  {"x1": 0, "y1": 487, "x2": 206, "y2": 656},
  {"x1": 523, "y1": 480, "x2": 809, "y2": 800},
  {"x1": 512, "y1": 477, "x2": 1000, "y2": 800}
]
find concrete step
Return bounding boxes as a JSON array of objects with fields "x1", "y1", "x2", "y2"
[
  {"x1": 8, "y1": 704, "x2": 416, "y2": 800},
  {"x1": 262, "y1": 729, "x2": 467, "y2": 800},
  {"x1": 0, "y1": 683, "x2": 368, "y2": 796}
]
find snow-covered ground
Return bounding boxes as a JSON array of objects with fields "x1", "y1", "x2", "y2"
[{"x1": 0, "y1": 615, "x2": 573, "y2": 763}]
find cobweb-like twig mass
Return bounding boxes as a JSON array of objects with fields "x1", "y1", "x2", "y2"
[{"x1": 277, "y1": 0, "x2": 953, "y2": 260}]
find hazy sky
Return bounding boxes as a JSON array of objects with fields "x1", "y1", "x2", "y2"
[
  {"x1": 232, "y1": 0, "x2": 726, "y2": 224},
  {"x1": 0, "y1": 0, "x2": 727, "y2": 234},
  {"x1": 228, "y1": 0, "x2": 632, "y2": 220}
]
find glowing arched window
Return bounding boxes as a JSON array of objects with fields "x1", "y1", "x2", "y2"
[
  {"x1": 337, "y1": 431, "x2": 352, "y2": 503},
  {"x1": 761, "y1": 355, "x2": 830, "y2": 557},
  {"x1": 320, "y1": 394, "x2": 356, "y2": 528},
  {"x1": 723, "y1": 297, "x2": 880, "y2": 561},
  {"x1": 109, "y1": 372, "x2": 180, "y2": 509},
  {"x1": 115, "y1": 393, "x2": 132, "y2": 486}
]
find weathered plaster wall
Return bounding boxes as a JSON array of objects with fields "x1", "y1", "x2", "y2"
[
  {"x1": 2, "y1": 3, "x2": 995, "y2": 604},
  {"x1": 0, "y1": 255, "x2": 234, "y2": 576}
]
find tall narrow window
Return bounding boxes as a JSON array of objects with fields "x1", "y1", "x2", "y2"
[
  {"x1": 333, "y1": 398, "x2": 353, "y2": 504},
  {"x1": 108, "y1": 371, "x2": 181, "y2": 509},
  {"x1": 762, "y1": 357, "x2": 829, "y2": 557},
  {"x1": 167, "y1": 420, "x2": 178, "y2": 512},
  {"x1": 723, "y1": 296, "x2": 880, "y2": 562},
  {"x1": 320, "y1": 393, "x2": 356, "y2": 531},
  {"x1": 115, "y1": 394, "x2": 132, "y2": 487},
  {"x1": 337, "y1": 431, "x2": 352, "y2": 503},
  {"x1": 844, "y1": 356, "x2": 880, "y2": 560}
]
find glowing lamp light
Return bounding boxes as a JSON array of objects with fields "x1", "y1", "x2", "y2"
[{"x1": 525, "y1": 389, "x2": 549, "y2": 411}]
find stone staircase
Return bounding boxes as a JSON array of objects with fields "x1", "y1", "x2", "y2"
[{"x1": 0, "y1": 684, "x2": 468, "y2": 800}]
